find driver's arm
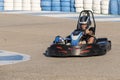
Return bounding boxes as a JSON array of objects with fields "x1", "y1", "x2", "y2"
[{"x1": 85, "y1": 27, "x2": 95, "y2": 35}]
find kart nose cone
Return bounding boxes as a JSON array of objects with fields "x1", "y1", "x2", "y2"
[{"x1": 72, "y1": 46, "x2": 81, "y2": 56}]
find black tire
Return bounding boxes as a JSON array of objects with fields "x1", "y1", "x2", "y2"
[
  {"x1": 96, "y1": 38, "x2": 108, "y2": 43},
  {"x1": 107, "y1": 41, "x2": 112, "y2": 51}
]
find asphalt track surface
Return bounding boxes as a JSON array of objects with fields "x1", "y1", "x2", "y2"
[{"x1": 0, "y1": 13, "x2": 120, "y2": 80}]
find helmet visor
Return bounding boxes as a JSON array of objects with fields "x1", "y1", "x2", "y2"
[{"x1": 79, "y1": 16, "x2": 90, "y2": 25}]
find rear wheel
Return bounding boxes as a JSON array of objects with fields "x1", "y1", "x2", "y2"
[
  {"x1": 96, "y1": 38, "x2": 108, "y2": 42},
  {"x1": 107, "y1": 41, "x2": 111, "y2": 51}
]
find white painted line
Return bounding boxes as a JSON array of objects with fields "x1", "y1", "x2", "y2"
[{"x1": 1, "y1": 11, "x2": 120, "y2": 21}]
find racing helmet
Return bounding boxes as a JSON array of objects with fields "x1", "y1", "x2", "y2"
[
  {"x1": 54, "y1": 36, "x2": 65, "y2": 44},
  {"x1": 79, "y1": 16, "x2": 91, "y2": 26}
]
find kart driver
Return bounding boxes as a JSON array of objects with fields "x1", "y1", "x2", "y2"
[{"x1": 77, "y1": 15, "x2": 95, "y2": 44}]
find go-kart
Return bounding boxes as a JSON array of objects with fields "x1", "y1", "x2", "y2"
[{"x1": 45, "y1": 10, "x2": 111, "y2": 57}]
